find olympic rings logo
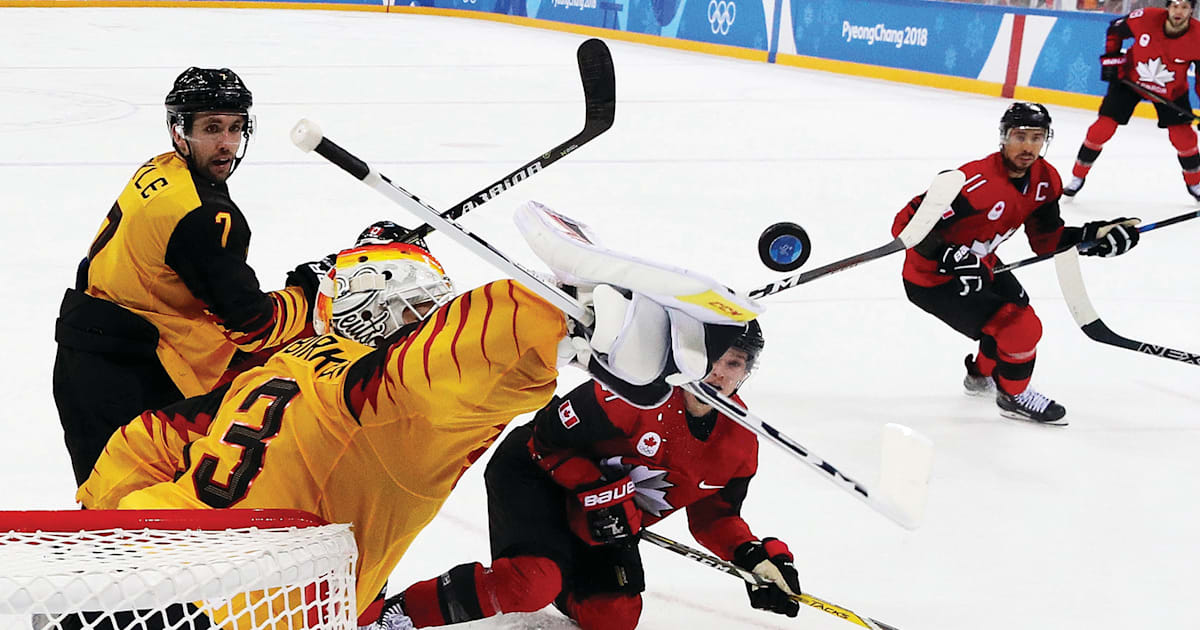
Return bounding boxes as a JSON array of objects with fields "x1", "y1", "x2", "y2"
[{"x1": 707, "y1": 0, "x2": 736, "y2": 35}]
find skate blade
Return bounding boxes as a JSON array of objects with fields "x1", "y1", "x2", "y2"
[{"x1": 998, "y1": 409, "x2": 1069, "y2": 426}]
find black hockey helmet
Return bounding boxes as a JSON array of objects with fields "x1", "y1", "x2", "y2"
[
  {"x1": 1166, "y1": 0, "x2": 1195, "y2": 9},
  {"x1": 165, "y1": 67, "x2": 255, "y2": 176},
  {"x1": 730, "y1": 319, "x2": 765, "y2": 368},
  {"x1": 165, "y1": 67, "x2": 252, "y2": 119},
  {"x1": 999, "y1": 101, "x2": 1053, "y2": 151},
  {"x1": 355, "y1": 220, "x2": 427, "y2": 249}
]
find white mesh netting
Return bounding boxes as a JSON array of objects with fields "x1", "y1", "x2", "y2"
[{"x1": 0, "y1": 510, "x2": 357, "y2": 630}]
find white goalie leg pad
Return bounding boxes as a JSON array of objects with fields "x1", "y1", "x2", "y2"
[
  {"x1": 664, "y1": 308, "x2": 709, "y2": 385},
  {"x1": 590, "y1": 284, "x2": 671, "y2": 385},
  {"x1": 515, "y1": 200, "x2": 763, "y2": 325}
]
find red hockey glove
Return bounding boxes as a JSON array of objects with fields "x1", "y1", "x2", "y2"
[
  {"x1": 733, "y1": 538, "x2": 802, "y2": 617},
  {"x1": 1100, "y1": 51, "x2": 1127, "y2": 82},
  {"x1": 567, "y1": 474, "x2": 642, "y2": 546}
]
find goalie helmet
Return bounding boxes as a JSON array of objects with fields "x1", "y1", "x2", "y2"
[
  {"x1": 313, "y1": 242, "x2": 455, "y2": 348},
  {"x1": 998, "y1": 102, "x2": 1053, "y2": 148}
]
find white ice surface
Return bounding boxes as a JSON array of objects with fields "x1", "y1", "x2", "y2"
[{"x1": 1, "y1": 8, "x2": 1198, "y2": 629}]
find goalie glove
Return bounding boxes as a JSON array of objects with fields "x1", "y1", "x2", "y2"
[
  {"x1": 557, "y1": 284, "x2": 750, "y2": 408},
  {"x1": 733, "y1": 538, "x2": 801, "y2": 618}
]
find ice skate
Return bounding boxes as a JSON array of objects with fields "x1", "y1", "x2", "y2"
[
  {"x1": 1188, "y1": 181, "x2": 1200, "y2": 202},
  {"x1": 1063, "y1": 176, "x2": 1085, "y2": 198},
  {"x1": 962, "y1": 354, "x2": 995, "y2": 397},
  {"x1": 996, "y1": 387, "x2": 1067, "y2": 425}
]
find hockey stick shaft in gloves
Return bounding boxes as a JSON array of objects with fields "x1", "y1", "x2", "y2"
[
  {"x1": 993, "y1": 209, "x2": 1200, "y2": 274},
  {"x1": 403, "y1": 38, "x2": 616, "y2": 242},
  {"x1": 293, "y1": 123, "x2": 931, "y2": 530},
  {"x1": 1120, "y1": 79, "x2": 1199, "y2": 121},
  {"x1": 641, "y1": 530, "x2": 902, "y2": 630},
  {"x1": 748, "y1": 169, "x2": 965, "y2": 299},
  {"x1": 1055, "y1": 248, "x2": 1200, "y2": 366}
]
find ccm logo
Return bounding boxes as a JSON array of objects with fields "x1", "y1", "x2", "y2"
[
  {"x1": 558, "y1": 400, "x2": 580, "y2": 429},
  {"x1": 582, "y1": 480, "x2": 636, "y2": 508}
]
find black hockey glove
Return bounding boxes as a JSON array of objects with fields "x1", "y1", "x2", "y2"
[
  {"x1": 1078, "y1": 217, "x2": 1140, "y2": 257},
  {"x1": 733, "y1": 538, "x2": 801, "y2": 618},
  {"x1": 935, "y1": 244, "x2": 988, "y2": 296},
  {"x1": 1100, "y1": 51, "x2": 1127, "y2": 82},
  {"x1": 285, "y1": 254, "x2": 335, "y2": 320}
]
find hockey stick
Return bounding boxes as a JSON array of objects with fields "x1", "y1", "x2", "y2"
[
  {"x1": 641, "y1": 530, "x2": 902, "y2": 630},
  {"x1": 315, "y1": 38, "x2": 614, "y2": 244},
  {"x1": 1054, "y1": 248, "x2": 1200, "y2": 366},
  {"x1": 993, "y1": 209, "x2": 1200, "y2": 274},
  {"x1": 291, "y1": 122, "x2": 933, "y2": 530},
  {"x1": 682, "y1": 382, "x2": 932, "y2": 530},
  {"x1": 747, "y1": 169, "x2": 965, "y2": 299},
  {"x1": 1120, "y1": 78, "x2": 1199, "y2": 121}
]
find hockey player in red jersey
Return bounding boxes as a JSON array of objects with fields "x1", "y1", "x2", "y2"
[
  {"x1": 1065, "y1": 0, "x2": 1200, "y2": 199},
  {"x1": 893, "y1": 102, "x2": 1141, "y2": 425},
  {"x1": 381, "y1": 320, "x2": 802, "y2": 630}
]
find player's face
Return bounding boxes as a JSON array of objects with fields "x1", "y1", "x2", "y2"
[
  {"x1": 703, "y1": 347, "x2": 751, "y2": 396},
  {"x1": 1167, "y1": 1, "x2": 1193, "y2": 33},
  {"x1": 1001, "y1": 127, "x2": 1046, "y2": 175},
  {"x1": 401, "y1": 301, "x2": 436, "y2": 325},
  {"x1": 179, "y1": 113, "x2": 247, "y2": 182}
]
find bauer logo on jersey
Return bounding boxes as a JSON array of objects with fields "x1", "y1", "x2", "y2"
[
  {"x1": 558, "y1": 400, "x2": 580, "y2": 429},
  {"x1": 637, "y1": 431, "x2": 662, "y2": 457},
  {"x1": 1136, "y1": 58, "x2": 1174, "y2": 93}
]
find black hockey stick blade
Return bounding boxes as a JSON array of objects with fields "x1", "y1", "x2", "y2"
[
  {"x1": 1055, "y1": 248, "x2": 1200, "y2": 366},
  {"x1": 994, "y1": 209, "x2": 1200, "y2": 274},
  {"x1": 401, "y1": 38, "x2": 616, "y2": 242}
]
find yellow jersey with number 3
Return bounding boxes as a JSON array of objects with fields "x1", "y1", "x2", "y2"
[{"x1": 78, "y1": 279, "x2": 566, "y2": 616}]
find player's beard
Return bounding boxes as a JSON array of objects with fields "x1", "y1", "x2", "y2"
[
  {"x1": 1001, "y1": 150, "x2": 1037, "y2": 177},
  {"x1": 1166, "y1": 14, "x2": 1190, "y2": 35}
]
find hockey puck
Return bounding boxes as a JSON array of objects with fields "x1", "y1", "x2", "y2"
[{"x1": 757, "y1": 222, "x2": 811, "y2": 272}]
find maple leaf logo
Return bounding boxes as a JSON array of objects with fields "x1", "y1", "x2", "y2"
[
  {"x1": 643, "y1": 436, "x2": 657, "y2": 448},
  {"x1": 1136, "y1": 57, "x2": 1174, "y2": 90}
]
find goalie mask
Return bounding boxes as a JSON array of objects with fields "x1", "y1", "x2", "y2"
[{"x1": 313, "y1": 242, "x2": 455, "y2": 347}]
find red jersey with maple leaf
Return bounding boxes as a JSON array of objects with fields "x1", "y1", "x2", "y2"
[
  {"x1": 530, "y1": 380, "x2": 760, "y2": 561},
  {"x1": 1108, "y1": 7, "x2": 1200, "y2": 100},
  {"x1": 892, "y1": 154, "x2": 1065, "y2": 288}
]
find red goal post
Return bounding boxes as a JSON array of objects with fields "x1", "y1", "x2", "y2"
[{"x1": 0, "y1": 509, "x2": 357, "y2": 630}]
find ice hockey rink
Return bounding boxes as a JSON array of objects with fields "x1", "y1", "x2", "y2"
[{"x1": 2, "y1": 6, "x2": 1198, "y2": 629}]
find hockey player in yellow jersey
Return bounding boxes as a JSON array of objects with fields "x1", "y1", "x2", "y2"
[
  {"x1": 53, "y1": 67, "x2": 320, "y2": 486},
  {"x1": 79, "y1": 205, "x2": 763, "y2": 627},
  {"x1": 79, "y1": 236, "x2": 566, "y2": 621}
]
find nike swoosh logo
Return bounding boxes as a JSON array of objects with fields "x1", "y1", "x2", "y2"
[
  {"x1": 698, "y1": 481, "x2": 724, "y2": 490},
  {"x1": 1176, "y1": 58, "x2": 1187, "y2": 63}
]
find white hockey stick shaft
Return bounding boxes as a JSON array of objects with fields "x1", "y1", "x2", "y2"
[
  {"x1": 292, "y1": 121, "x2": 932, "y2": 530},
  {"x1": 641, "y1": 530, "x2": 902, "y2": 630}
]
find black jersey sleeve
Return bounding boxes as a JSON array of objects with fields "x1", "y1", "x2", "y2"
[
  {"x1": 1025, "y1": 198, "x2": 1067, "y2": 254},
  {"x1": 165, "y1": 204, "x2": 277, "y2": 338}
]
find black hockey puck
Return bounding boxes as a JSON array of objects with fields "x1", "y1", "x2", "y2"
[{"x1": 757, "y1": 222, "x2": 811, "y2": 272}]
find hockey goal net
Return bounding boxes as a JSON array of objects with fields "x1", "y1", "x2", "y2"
[{"x1": 0, "y1": 509, "x2": 357, "y2": 630}]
